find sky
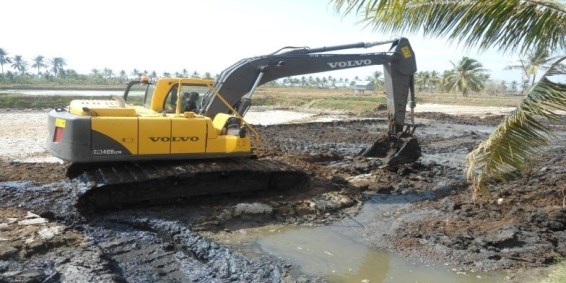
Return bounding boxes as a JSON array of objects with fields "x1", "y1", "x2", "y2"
[{"x1": 1, "y1": 0, "x2": 525, "y2": 82}]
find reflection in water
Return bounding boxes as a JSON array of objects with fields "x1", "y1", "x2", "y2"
[{"x1": 257, "y1": 226, "x2": 505, "y2": 283}]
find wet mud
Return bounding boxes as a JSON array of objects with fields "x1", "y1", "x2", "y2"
[{"x1": 1, "y1": 110, "x2": 565, "y2": 282}]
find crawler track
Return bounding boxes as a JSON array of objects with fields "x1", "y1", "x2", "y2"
[{"x1": 68, "y1": 158, "x2": 309, "y2": 211}]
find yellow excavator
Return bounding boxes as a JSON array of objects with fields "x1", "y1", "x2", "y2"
[{"x1": 46, "y1": 37, "x2": 419, "y2": 209}]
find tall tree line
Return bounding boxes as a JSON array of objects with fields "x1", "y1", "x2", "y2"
[{"x1": 0, "y1": 47, "x2": 528, "y2": 97}]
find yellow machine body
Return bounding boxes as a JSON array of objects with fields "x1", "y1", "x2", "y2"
[{"x1": 47, "y1": 78, "x2": 252, "y2": 163}]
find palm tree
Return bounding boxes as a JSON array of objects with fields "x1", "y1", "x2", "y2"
[
  {"x1": 333, "y1": 0, "x2": 566, "y2": 199},
  {"x1": 49, "y1": 57, "x2": 66, "y2": 78},
  {"x1": 429, "y1": 70, "x2": 441, "y2": 92},
  {"x1": 131, "y1": 69, "x2": 140, "y2": 78},
  {"x1": 0, "y1": 48, "x2": 12, "y2": 75},
  {"x1": 103, "y1": 68, "x2": 114, "y2": 79},
  {"x1": 308, "y1": 77, "x2": 315, "y2": 87},
  {"x1": 440, "y1": 70, "x2": 455, "y2": 92},
  {"x1": 414, "y1": 71, "x2": 430, "y2": 92},
  {"x1": 510, "y1": 81, "x2": 519, "y2": 93},
  {"x1": 119, "y1": 70, "x2": 127, "y2": 81},
  {"x1": 11, "y1": 55, "x2": 28, "y2": 75},
  {"x1": 370, "y1": 70, "x2": 384, "y2": 91},
  {"x1": 31, "y1": 55, "x2": 47, "y2": 76},
  {"x1": 448, "y1": 57, "x2": 488, "y2": 96},
  {"x1": 504, "y1": 46, "x2": 561, "y2": 88},
  {"x1": 327, "y1": 75, "x2": 335, "y2": 87}
]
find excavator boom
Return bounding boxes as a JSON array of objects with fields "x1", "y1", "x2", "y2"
[{"x1": 202, "y1": 37, "x2": 416, "y2": 133}]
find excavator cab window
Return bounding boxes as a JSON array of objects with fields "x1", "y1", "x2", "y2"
[
  {"x1": 143, "y1": 84, "x2": 156, "y2": 109},
  {"x1": 166, "y1": 86, "x2": 179, "y2": 112},
  {"x1": 163, "y1": 84, "x2": 207, "y2": 113}
]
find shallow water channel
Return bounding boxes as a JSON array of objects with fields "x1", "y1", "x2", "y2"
[{"x1": 253, "y1": 194, "x2": 507, "y2": 283}]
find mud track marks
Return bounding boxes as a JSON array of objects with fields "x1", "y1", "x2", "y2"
[{"x1": 88, "y1": 214, "x2": 291, "y2": 282}]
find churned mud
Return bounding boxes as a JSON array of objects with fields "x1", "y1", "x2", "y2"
[{"x1": 0, "y1": 107, "x2": 565, "y2": 282}]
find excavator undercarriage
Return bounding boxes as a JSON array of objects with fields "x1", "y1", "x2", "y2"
[{"x1": 69, "y1": 158, "x2": 309, "y2": 211}]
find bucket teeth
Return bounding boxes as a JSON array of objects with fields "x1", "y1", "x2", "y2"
[{"x1": 360, "y1": 135, "x2": 421, "y2": 166}]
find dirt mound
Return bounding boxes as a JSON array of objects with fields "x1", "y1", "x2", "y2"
[
  {"x1": 393, "y1": 150, "x2": 566, "y2": 271},
  {"x1": 416, "y1": 111, "x2": 506, "y2": 126},
  {"x1": 0, "y1": 160, "x2": 66, "y2": 183}
]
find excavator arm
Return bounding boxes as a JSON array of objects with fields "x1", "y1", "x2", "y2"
[{"x1": 201, "y1": 37, "x2": 417, "y2": 134}]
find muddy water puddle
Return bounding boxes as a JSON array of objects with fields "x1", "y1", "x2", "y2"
[
  {"x1": 254, "y1": 194, "x2": 507, "y2": 282},
  {"x1": 257, "y1": 226, "x2": 504, "y2": 282}
]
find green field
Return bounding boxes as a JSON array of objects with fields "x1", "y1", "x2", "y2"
[{"x1": 0, "y1": 86, "x2": 523, "y2": 112}]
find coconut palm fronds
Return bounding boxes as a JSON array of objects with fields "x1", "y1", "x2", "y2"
[
  {"x1": 332, "y1": 0, "x2": 566, "y2": 54},
  {"x1": 466, "y1": 56, "x2": 566, "y2": 200}
]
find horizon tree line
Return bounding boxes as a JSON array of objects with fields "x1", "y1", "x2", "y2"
[{"x1": 0, "y1": 47, "x2": 538, "y2": 96}]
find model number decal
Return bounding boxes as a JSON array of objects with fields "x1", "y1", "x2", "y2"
[
  {"x1": 149, "y1": 136, "x2": 200, "y2": 142},
  {"x1": 93, "y1": 149, "x2": 123, "y2": 155}
]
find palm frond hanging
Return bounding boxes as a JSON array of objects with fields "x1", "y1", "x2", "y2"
[
  {"x1": 332, "y1": 0, "x2": 566, "y2": 54},
  {"x1": 466, "y1": 56, "x2": 566, "y2": 199}
]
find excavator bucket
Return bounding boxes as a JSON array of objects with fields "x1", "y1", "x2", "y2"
[{"x1": 360, "y1": 134, "x2": 421, "y2": 167}]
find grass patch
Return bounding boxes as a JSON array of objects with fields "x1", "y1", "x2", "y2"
[
  {"x1": 254, "y1": 94, "x2": 386, "y2": 113},
  {"x1": 0, "y1": 86, "x2": 522, "y2": 112},
  {"x1": 417, "y1": 92, "x2": 521, "y2": 107},
  {"x1": 254, "y1": 87, "x2": 388, "y2": 113},
  {"x1": 0, "y1": 84, "x2": 128, "y2": 91},
  {"x1": 0, "y1": 94, "x2": 76, "y2": 109},
  {"x1": 0, "y1": 94, "x2": 145, "y2": 109}
]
